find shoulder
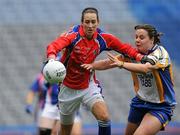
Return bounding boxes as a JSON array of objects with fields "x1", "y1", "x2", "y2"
[
  {"x1": 158, "y1": 46, "x2": 169, "y2": 57},
  {"x1": 97, "y1": 29, "x2": 114, "y2": 37},
  {"x1": 58, "y1": 25, "x2": 80, "y2": 38},
  {"x1": 149, "y1": 45, "x2": 171, "y2": 68},
  {"x1": 68, "y1": 25, "x2": 80, "y2": 33},
  {"x1": 35, "y1": 73, "x2": 43, "y2": 80},
  {"x1": 154, "y1": 45, "x2": 168, "y2": 55},
  {"x1": 150, "y1": 45, "x2": 169, "y2": 60},
  {"x1": 97, "y1": 29, "x2": 119, "y2": 41}
]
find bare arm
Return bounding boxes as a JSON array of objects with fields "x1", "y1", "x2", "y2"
[
  {"x1": 81, "y1": 59, "x2": 115, "y2": 70},
  {"x1": 26, "y1": 91, "x2": 35, "y2": 105},
  {"x1": 107, "y1": 52, "x2": 158, "y2": 73},
  {"x1": 122, "y1": 62, "x2": 158, "y2": 73},
  {"x1": 81, "y1": 54, "x2": 124, "y2": 70}
]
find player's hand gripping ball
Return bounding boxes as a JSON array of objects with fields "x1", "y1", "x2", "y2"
[{"x1": 43, "y1": 59, "x2": 66, "y2": 84}]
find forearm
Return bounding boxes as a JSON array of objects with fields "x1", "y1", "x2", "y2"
[
  {"x1": 47, "y1": 37, "x2": 70, "y2": 59},
  {"x1": 107, "y1": 52, "x2": 157, "y2": 73},
  {"x1": 26, "y1": 91, "x2": 35, "y2": 105},
  {"x1": 122, "y1": 44, "x2": 143, "y2": 61},
  {"x1": 122, "y1": 62, "x2": 154, "y2": 73},
  {"x1": 92, "y1": 59, "x2": 116, "y2": 70}
]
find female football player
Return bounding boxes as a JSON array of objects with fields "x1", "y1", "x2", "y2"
[{"x1": 81, "y1": 24, "x2": 176, "y2": 135}]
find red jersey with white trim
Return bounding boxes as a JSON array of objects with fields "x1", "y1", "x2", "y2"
[{"x1": 47, "y1": 25, "x2": 142, "y2": 89}]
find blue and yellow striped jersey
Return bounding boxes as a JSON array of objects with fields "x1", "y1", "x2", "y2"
[{"x1": 131, "y1": 45, "x2": 176, "y2": 105}]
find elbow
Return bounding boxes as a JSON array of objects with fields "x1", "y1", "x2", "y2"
[
  {"x1": 141, "y1": 69, "x2": 150, "y2": 74},
  {"x1": 140, "y1": 66, "x2": 152, "y2": 73}
]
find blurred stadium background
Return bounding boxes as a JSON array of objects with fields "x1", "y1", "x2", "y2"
[{"x1": 0, "y1": 0, "x2": 180, "y2": 134}]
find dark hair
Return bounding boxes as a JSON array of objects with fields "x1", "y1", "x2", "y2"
[
  {"x1": 81, "y1": 7, "x2": 99, "y2": 22},
  {"x1": 134, "y1": 24, "x2": 163, "y2": 45}
]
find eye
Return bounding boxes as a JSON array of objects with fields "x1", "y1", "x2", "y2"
[
  {"x1": 91, "y1": 20, "x2": 96, "y2": 24},
  {"x1": 139, "y1": 35, "x2": 145, "y2": 40},
  {"x1": 85, "y1": 20, "x2": 90, "y2": 24},
  {"x1": 135, "y1": 35, "x2": 138, "y2": 39}
]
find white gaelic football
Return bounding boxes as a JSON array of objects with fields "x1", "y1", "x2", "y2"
[{"x1": 43, "y1": 59, "x2": 66, "y2": 84}]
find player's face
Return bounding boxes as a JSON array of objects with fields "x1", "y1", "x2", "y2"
[
  {"x1": 135, "y1": 29, "x2": 154, "y2": 54},
  {"x1": 82, "y1": 13, "x2": 99, "y2": 40}
]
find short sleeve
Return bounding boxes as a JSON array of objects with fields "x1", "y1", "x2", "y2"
[{"x1": 148, "y1": 46, "x2": 170, "y2": 69}]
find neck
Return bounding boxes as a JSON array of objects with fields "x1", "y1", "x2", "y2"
[
  {"x1": 145, "y1": 44, "x2": 156, "y2": 54},
  {"x1": 86, "y1": 35, "x2": 93, "y2": 40}
]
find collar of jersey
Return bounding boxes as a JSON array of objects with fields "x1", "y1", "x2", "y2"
[{"x1": 141, "y1": 44, "x2": 158, "y2": 55}]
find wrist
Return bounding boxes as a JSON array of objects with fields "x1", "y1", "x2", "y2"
[
  {"x1": 48, "y1": 54, "x2": 56, "y2": 60},
  {"x1": 91, "y1": 63, "x2": 95, "y2": 70},
  {"x1": 118, "y1": 61, "x2": 124, "y2": 68},
  {"x1": 48, "y1": 59, "x2": 55, "y2": 62}
]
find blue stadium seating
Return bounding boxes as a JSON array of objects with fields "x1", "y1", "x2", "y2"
[{"x1": 128, "y1": 0, "x2": 180, "y2": 65}]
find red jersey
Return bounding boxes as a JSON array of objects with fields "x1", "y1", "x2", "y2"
[{"x1": 47, "y1": 25, "x2": 142, "y2": 89}]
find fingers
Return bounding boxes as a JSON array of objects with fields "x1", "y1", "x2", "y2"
[
  {"x1": 81, "y1": 64, "x2": 93, "y2": 70},
  {"x1": 107, "y1": 52, "x2": 117, "y2": 62},
  {"x1": 116, "y1": 54, "x2": 125, "y2": 61},
  {"x1": 107, "y1": 52, "x2": 124, "y2": 68},
  {"x1": 107, "y1": 53, "x2": 118, "y2": 66}
]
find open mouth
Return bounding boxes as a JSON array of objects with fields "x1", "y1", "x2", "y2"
[
  {"x1": 88, "y1": 30, "x2": 93, "y2": 33},
  {"x1": 136, "y1": 44, "x2": 140, "y2": 47},
  {"x1": 135, "y1": 43, "x2": 141, "y2": 47}
]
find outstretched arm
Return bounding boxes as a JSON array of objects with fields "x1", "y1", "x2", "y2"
[
  {"x1": 81, "y1": 54, "x2": 124, "y2": 70},
  {"x1": 107, "y1": 52, "x2": 158, "y2": 73},
  {"x1": 81, "y1": 59, "x2": 115, "y2": 70}
]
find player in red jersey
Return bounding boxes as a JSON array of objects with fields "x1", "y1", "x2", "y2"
[{"x1": 45, "y1": 7, "x2": 145, "y2": 135}]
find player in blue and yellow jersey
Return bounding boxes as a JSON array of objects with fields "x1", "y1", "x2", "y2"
[{"x1": 82, "y1": 24, "x2": 176, "y2": 135}]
